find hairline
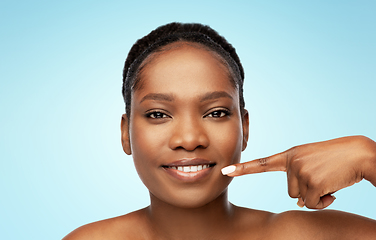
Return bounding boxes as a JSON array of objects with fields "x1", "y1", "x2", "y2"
[{"x1": 134, "y1": 41, "x2": 239, "y2": 97}]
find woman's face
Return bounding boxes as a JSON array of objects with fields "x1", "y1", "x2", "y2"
[{"x1": 122, "y1": 43, "x2": 248, "y2": 208}]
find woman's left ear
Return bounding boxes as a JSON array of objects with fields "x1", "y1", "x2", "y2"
[
  {"x1": 242, "y1": 110, "x2": 249, "y2": 151},
  {"x1": 121, "y1": 114, "x2": 132, "y2": 155}
]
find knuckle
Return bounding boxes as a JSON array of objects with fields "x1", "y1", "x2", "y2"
[
  {"x1": 287, "y1": 145, "x2": 300, "y2": 159},
  {"x1": 306, "y1": 175, "x2": 323, "y2": 189},
  {"x1": 296, "y1": 167, "x2": 309, "y2": 180},
  {"x1": 241, "y1": 163, "x2": 252, "y2": 174},
  {"x1": 305, "y1": 203, "x2": 316, "y2": 209},
  {"x1": 306, "y1": 178, "x2": 318, "y2": 189},
  {"x1": 240, "y1": 163, "x2": 246, "y2": 172},
  {"x1": 354, "y1": 135, "x2": 369, "y2": 143},
  {"x1": 289, "y1": 157, "x2": 303, "y2": 173},
  {"x1": 258, "y1": 158, "x2": 268, "y2": 168},
  {"x1": 288, "y1": 188, "x2": 299, "y2": 198},
  {"x1": 289, "y1": 145, "x2": 299, "y2": 154},
  {"x1": 304, "y1": 199, "x2": 319, "y2": 209}
]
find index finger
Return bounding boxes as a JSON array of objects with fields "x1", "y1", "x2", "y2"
[{"x1": 221, "y1": 152, "x2": 287, "y2": 177}]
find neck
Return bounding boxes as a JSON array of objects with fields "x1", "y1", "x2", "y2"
[{"x1": 146, "y1": 190, "x2": 234, "y2": 239}]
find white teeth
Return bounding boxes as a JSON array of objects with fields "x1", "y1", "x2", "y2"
[{"x1": 170, "y1": 164, "x2": 211, "y2": 172}]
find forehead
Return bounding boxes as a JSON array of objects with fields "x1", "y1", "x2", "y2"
[{"x1": 136, "y1": 43, "x2": 237, "y2": 97}]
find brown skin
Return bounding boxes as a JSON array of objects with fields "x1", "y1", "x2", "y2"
[
  {"x1": 63, "y1": 44, "x2": 376, "y2": 240},
  {"x1": 226, "y1": 135, "x2": 376, "y2": 209}
]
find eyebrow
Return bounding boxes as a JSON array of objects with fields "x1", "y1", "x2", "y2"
[
  {"x1": 200, "y1": 91, "x2": 233, "y2": 102},
  {"x1": 139, "y1": 91, "x2": 233, "y2": 104},
  {"x1": 140, "y1": 93, "x2": 174, "y2": 103}
]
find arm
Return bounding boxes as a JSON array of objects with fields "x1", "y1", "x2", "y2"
[{"x1": 222, "y1": 135, "x2": 376, "y2": 209}]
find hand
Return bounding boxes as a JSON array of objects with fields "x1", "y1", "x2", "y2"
[{"x1": 221, "y1": 136, "x2": 376, "y2": 209}]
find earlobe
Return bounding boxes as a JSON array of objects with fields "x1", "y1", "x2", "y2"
[
  {"x1": 242, "y1": 110, "x2": 249, "y2": 151},
  {"x1": 121, "y1": 114, "x2": 132, "y2": 155}
]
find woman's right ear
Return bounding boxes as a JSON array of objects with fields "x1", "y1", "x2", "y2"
[{"x1": 121, "y1": 114, "x2": 132, "y2": 155}]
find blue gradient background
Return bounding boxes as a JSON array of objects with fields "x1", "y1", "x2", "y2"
[{"x1": 1, "y1": 1, "x2": 375, "y2": 239}]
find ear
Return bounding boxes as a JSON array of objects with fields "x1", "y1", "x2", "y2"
[
  {"x1": 241, "y1": 109, "x2": 249, "y2": 151},
  {"x1": 121, "y1": 114, "x2": 132, "y2": 155}
]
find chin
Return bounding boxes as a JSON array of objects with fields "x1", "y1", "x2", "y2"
[{"x1": 149, "y1": 178, "x2": 232, "y2": 209}]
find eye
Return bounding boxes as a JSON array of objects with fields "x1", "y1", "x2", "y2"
[
  {"x1": 205, "y1": 109, "x2": 230, "y2": 118},
  {"x1": 146, "y1": 111, "x2": 169, "y2": 119}
]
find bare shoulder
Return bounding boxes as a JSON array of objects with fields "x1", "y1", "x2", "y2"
[
  {"x1": 233, "y1": 205, "x2": 275, "y2": 225},
  {"x1": 266, "y1": 209, "x2": 376, "y2": 240},
  {"x1": 62, "y1": 208, "x2": 150, "y2": 240},
  {"x1": 230, "y1": 205, "x2": 276, "y2": 239}
]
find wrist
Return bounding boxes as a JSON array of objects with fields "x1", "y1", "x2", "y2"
[{"x1": 361, "y1": 136, "x2": 376, "y2": 186}]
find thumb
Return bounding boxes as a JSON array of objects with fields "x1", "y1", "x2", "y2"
[
  {"x1": 312, "y1": 195, "x2": 336, "y2": 209},
  {"x1": 221, "y1": 153, "x2": 287, "y2": 177},
  {"x1": 297, "y1": 195, "x2": 336, "y2": 209}
]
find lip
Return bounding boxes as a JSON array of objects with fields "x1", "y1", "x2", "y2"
[
  {"x1": 163, "y1": 158, "x2": 216, "y2": 167},
  {"x1": 162, "y1": 158, "x2": 216, "y2": 183}
]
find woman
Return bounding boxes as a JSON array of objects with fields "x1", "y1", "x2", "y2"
[{"x1": 64, "y1": 22, "x2": 376, "y2": 239}]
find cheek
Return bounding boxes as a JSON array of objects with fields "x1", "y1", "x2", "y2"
[
  {"x1": 129, "y1": 119, "x2": 169, "y2": 187},
  {"x1": 209, "y1": 119, "x2": 243, "y2": 165},
  {"x1": 130, "y1": 119, "x2": 166, "y2": 159}
]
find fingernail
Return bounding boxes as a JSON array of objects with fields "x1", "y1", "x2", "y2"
[
  {"x1": 297, "y1": 200, "x2": 304, "y2": 208},
  {"x1": 332, "y1": 195, "x2": 336, "y2": 201},
  {"x1": 221, "y1": 165, "x2": 236, "y2": 175}
]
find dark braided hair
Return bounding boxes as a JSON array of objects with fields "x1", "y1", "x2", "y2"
[{"x1": 122, "y1": 22, "x2": 245, "y2": 118}]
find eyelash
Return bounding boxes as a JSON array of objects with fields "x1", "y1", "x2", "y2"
[
  {"x1": 205, "y1": 109, "x2": 231, "y2": 118},
  {"x1": 145, "y1": 109, "x2": 231, "y2": 120},
  {"x1": 145, "y1": 111, "x2": 170, "y2": 119}
]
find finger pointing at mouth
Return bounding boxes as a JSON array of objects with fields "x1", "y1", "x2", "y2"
[{"x1": 221, "y1": 152, "x2": 287, "y2": 177}]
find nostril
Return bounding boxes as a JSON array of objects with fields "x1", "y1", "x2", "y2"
[
  {"x1": 168, "y1": 122, "x2": 210, "y2": 151},
  {"x1": 172, "y1": 144, "x2": 206, "y2": 151}
]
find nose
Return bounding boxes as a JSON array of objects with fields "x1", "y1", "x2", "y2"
[{"x1": 168, "y1": 116, "x2": 209, "y2": 151}]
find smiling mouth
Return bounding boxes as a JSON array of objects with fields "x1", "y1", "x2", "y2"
[
  {"x1": 163, "y1": 164, "x2": 215, "y2": 173},
  {"x1": 162, "y1": 159, "x2": 216, "y2": 182}
]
